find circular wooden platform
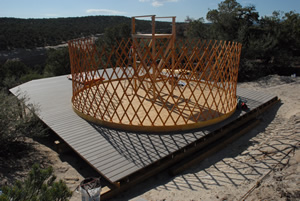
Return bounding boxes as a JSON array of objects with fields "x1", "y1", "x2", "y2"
[{"x1": 73, "y1": 79, "x2": 236, "y2": 132}]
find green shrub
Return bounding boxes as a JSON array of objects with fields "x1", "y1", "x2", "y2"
[
  {"x1": 0, "y1": 90, "x2": 46, "y2": 156},
  {"x1": 0, "y1": 164, "x2": 72, "y2": 201},
  {"x1": 2, "y1": 60, "x2": 29, "y2": 77},
  {"x1": 44, "y1": 47, "x2": 70, "y2": 76}
]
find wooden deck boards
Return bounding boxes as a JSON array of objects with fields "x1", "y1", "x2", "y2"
[{"x1": 10, "y1": 75, "x2": 277, "y2": 185}]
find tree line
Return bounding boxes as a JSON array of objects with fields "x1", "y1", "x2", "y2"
[
  {"x1": 0, "y1": 15, "x2": 172, "y2": 50},
  {"x1": 185, "y1": 0, "x2": 300, "y2": 80},
  {"x1": 1, "y1": 1, "x2": 298, "y2": 84}
]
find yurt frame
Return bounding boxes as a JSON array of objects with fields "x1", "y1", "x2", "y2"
[{"x1": 68, "y1": 15, "x2": 242, "y2": 132}]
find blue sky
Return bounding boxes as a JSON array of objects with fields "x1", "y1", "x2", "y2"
[{"x1": 0, "y1": 0, "x2": 299, "y2": 22}]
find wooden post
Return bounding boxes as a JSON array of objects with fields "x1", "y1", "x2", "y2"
[
  {"x1": 171, "y1": 17, "x2": 176, "y2": 91},
  {"x1": 151, "y1": 15, "x2": 156, "y2": 100},
  {"x1": 151, "y1": 15, "x2": 156, "y2": 57},
  {"x1": 132, "y1": 17, "x2": 137, "y2": 92},
  {"x1": 132, "y1": 17, "x2": 136, "y2": 35}
]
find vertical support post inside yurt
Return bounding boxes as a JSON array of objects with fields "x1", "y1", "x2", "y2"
[
  {"x1": 151, "y1": 15, "x2": 157, "y2": 100},
  {"x1": 131, "y1": 15, "x2": 176, "y2": 100}
]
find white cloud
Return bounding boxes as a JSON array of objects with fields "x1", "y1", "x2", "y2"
[
  {"x1": 152, "y1": 1, "x2": 163, "y2": 7},
  {"x1": 140, "y1": 0, "x2": 179, "y2": 7},
  {"x1": 86, "y1": 9, "x2": 126, "y2": 15}
]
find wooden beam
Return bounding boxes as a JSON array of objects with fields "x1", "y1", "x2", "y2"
[
  {"x1": 132, "y1": 15, "x2": 155, "y2": 18},
  {"x1": 156, "y1": 16, "x2": 176, "y2": 19},
  {"x1": 132, "y1": 34, "x2": 173, "y2": 39}
]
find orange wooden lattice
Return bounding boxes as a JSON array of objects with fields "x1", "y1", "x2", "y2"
[{"x1": 68, "y1": 18, "x2": 242, "y2": 132}]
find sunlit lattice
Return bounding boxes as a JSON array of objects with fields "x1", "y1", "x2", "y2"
[{"x1": 68, "y1": 38, "x2": 242, "y2": 132}]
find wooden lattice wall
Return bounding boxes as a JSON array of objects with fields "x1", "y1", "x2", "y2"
[{"x1": 68, "y1": 37, "x2": 242, "y2": 132}]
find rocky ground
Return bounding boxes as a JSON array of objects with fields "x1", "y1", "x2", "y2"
[{"x1": 0, "y1": 75, "x2": 299, "y2": 201}]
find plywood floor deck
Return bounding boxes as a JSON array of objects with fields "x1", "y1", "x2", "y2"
[
  {"x1": 10, "y1": 75, "x2": 277, "y2": 185},
  {"x1": 78, "y1": 80, "x2": 234, "y2": 126}
]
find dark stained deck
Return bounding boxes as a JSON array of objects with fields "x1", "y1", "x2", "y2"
[{"x1": 10, "y1": 75, "x2": 278, "y2": 185}]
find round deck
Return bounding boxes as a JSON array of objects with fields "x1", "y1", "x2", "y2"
[{"x1": 73, "y1": 79, "x2": 236, "y2": 132}]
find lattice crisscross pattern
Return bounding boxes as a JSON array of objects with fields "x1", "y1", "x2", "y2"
[{"x1": 68, "y1": 38, "x2": 242, "y2": 132}]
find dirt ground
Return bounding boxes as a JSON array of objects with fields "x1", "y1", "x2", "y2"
[{"x1": 0, "y1": 75, "x2": 299, "y2": 201}]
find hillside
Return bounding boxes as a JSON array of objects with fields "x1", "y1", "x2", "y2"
[{"x1": 0, "y1": 16, "x2": 173, "y2": 50}]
